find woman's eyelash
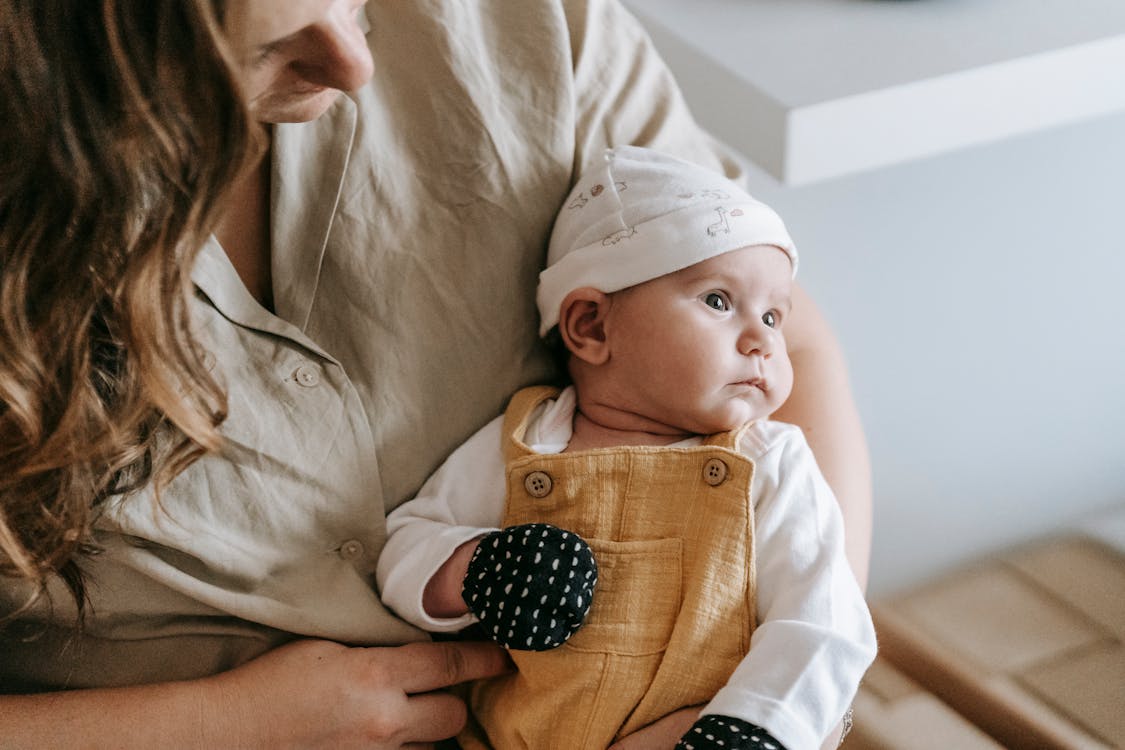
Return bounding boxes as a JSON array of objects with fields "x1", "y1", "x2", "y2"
[{"x1": 253, "y1": 42, "x2": 283, "y2": 67}]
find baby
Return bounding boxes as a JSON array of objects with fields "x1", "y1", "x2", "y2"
[{"x1": 377, "y1": 146, "x2": 877, "y2": 750}]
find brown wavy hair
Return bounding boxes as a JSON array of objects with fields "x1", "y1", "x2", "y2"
[{"x1": 0, "y1": 0, "x2": 258, "y2": 614}]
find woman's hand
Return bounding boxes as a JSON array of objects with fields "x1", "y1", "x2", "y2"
[
  {"x1": 608, "y1": 705, "x2": 702, "y2": 750},
  {"x1": 0, "y1": 638, "x2": 511, "y2": 750},
  {"x1": 203, "y1": 639, "x2": 512, "y2": 749}
]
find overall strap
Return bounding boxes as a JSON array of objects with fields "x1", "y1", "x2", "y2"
[
  {"x1": 702, "y1": 420, "x2": 755, "y2": 451},
  {"x1": 500, "y1": 385, "x2": 562, "y2": 463}
]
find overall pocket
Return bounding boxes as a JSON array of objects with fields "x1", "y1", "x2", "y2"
[
  {"x1": 563, "y1": 536, "x2": 683, "y2": 656},
  {"x1": 469, "y1": 537, "x2": 685, "y2": 749}
]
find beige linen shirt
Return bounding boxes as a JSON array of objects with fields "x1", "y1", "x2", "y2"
[{"x1": 1, "y1": 0, "x2": 739, "y2": 690}]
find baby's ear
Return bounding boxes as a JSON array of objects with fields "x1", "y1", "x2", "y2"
[{"x1": 558, "y1": 288, "x2": 611, "y2": 365}]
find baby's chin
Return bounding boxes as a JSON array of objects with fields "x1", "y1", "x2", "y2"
[{"x1": 693, "y1": 405, "x2": 769, "y2": 434}]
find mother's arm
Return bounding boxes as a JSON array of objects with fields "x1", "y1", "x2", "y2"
[
  {"x1": 0, "y1": 639, "x2": 510, "y2": 749},
  {"x1": 774, "y1": 284, "x2": 873, "y2": 591}
]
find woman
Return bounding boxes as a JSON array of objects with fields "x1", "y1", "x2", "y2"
[{"x1": 1, "y1": 1, "x2": 871, "y2": 746}]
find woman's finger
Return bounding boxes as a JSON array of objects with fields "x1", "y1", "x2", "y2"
[
  {"x1": 383, "y1": 641, "x2": 512, "y2": 695},
  {"x1": 398, "y1": 690, "x2": 471, "y2": 744}
]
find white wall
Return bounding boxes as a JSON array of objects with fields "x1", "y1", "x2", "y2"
[{"x1": 733, "y1": 111, "x2": 1125, "y2": 596}]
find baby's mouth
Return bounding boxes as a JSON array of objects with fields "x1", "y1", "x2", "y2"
[{"x1": 739, "y1": 377, "x2": 767, "y2": 392}]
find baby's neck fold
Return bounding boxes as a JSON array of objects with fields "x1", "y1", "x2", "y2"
[{"x1": 566, "y1": 406, "x2": 692, "y2": 452}]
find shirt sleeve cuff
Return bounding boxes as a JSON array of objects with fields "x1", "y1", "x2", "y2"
[{"x1": 378, "y1": 524, "x2": 498, "y2": 632}]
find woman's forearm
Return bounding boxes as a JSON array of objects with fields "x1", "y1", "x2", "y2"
[
  {"x1": 1, "y1": 639, "x2": 513, "y2": 748},
  {"x1": 774, "y1": 284, "x2": 873, "y2": 591},
  {"x1": 0, "y1": 679, "x2": 227, "y2": 749}
]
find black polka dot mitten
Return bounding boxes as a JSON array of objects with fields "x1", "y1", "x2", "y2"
[
  {"x1": 461, "y1": 523, "x2": 597, "y2": 651},
  {"x1": 676, "y1": 715, "x2": 789, "y2": 750}
]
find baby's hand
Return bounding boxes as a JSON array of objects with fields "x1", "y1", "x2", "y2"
[
  {"x1": 677, "y1": 715, "x2": 788, "y2": 750},
  {"x1": 462, "y1": 523, "x2": 597, "y2": 651}
]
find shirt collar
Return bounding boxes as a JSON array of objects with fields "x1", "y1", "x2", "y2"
[
  {"x1": 270, "y1": 92, "x2": 358, "y2": 331},
  {"x1": 191, "y1": 235, "x2": 339, "y2": 364}
]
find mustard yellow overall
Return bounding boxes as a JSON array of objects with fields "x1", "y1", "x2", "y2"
[{"x1": 460, "y1": 386, "x2": 758, "y2": 750}]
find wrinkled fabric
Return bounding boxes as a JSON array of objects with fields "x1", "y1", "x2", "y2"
[
  {"x1": 462, "y1": 386, "x2": 757, "y2": 749},
  {"x1": 1, "y1": 0, "x2": 737, "y2": 691},
  {"x1": 381, "y1": 386, "x2": 876, "y2": 750}
]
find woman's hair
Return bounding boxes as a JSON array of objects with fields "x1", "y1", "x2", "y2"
[{"x1": 0, "y1": 0, "x2": 258, "y2": 614}]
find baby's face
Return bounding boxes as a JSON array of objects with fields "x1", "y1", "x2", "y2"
[{"x1": 600, "y1": 245, "x2": 794, "y2": 435}]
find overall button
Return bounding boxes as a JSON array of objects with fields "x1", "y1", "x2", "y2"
[
  {"x1": 339, "y1": 539, "x2": 365, "y2": 561},
  {"x1": 702, "y1": 458, "x2": 729, "y2": 486},
  {"x1": 524, "y1": 471, "x2": 553, "y2": 498},
  {"x1": 294, "y1": 364, "x2": 320, "y2": 387}
]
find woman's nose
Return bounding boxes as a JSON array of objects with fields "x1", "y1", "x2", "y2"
[{"x1": 295, "y1": 8, "x2": 374, "y2": 92}]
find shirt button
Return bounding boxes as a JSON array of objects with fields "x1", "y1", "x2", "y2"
[
  {"x1": 524, "y1": 470, "x2": 553, "y2": 498},
  {"x1": 702, "y1": 458, "x2": 729, "y2": 486},
  {"x1": 294, "y1": 364, "x2": 320, "y2": 387},
  {"x1": 339, "y1": 539, "x2": 365, "y2": 561}
]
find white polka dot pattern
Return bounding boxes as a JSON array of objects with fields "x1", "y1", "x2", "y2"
[
  {"x1": 675, "y1": 715, "x2": 788, "y2": 750},
  {"x1": 461, "y1": 523, "x2": 598, "y2": 651}
]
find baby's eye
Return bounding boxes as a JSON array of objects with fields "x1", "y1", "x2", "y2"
[
  {"x1": 762, "y1": 310, "x2": 779, "y2": 328},
  {"x1": 703, "y1": 292, "x2": 730, "y2": 311}
]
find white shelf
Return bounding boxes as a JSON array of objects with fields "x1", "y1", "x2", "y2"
[{"x1": 624, "y1": 0, "x2": 1125, "y2": 185}]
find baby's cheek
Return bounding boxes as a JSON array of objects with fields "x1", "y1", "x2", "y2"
[{"x1": 773, "y1": 356, "x2": 795, "y2": 407}]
